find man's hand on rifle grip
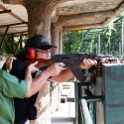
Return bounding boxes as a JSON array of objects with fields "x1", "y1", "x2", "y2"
[
  {"x1": 78, "y1": 58, "x2": 97, "y2": 70},
  {"x1": 45, "y1": 62, "x2": 65, "y2": 77}
]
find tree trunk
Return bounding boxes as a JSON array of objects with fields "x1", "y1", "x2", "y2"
[
  {"x1": 30, "y1": 81, "x2": 51, "y2": 124},
  {"x1": 122, "y1": 18, "x2": 124, "y2": 53},
  {"x1": 24, "y1": 1, "x2": 52, "y2": 40},
  {"x1": 51, "y1": 23, "x2": 61, "y2": 54},
  {"x1": 23, "y1": 1, "x2": 65, "y2": 124},
  {"x1": 3, "y1": 0, "x2": 70, "y2": 123}
]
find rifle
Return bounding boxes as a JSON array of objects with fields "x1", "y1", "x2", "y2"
[{"x1": 25, "y1": 53, "x2": 122, "y2": 82}]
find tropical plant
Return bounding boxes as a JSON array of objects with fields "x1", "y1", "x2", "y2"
[
  {"x1": 63, "y1": 16, "x2": 123, "y2": 57},
  {"x1": 63, "y1": 30, "x2": 84, "y2": 54},
  {"x1": 0, "y1": 35, "x2": 27, "y2": 56},
  {"x1": 92, "y1": 18, "x2": 122, "y2": 56}
]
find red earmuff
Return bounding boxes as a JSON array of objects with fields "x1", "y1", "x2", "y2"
[{"x1": 28, "y1": 48, "x2": 36, "y2": 59}]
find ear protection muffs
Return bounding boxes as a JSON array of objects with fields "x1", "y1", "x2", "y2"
[
  {"x1": 25, "y1": 48, "x2": 36, "y2": 59},
  {"x1": 25, "y1": 36, "x2": 37, "y2": 59}
]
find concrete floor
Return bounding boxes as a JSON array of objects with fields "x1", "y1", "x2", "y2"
[
  {"x1": 51, "y1": 83, "x2": 75, "y2": 124},
  {"x1": 51, "y1": 121, "x2": 74, "y2": 124},
  {"x1": 51, "y1": 99, "x2": 75, "y2": 124}
]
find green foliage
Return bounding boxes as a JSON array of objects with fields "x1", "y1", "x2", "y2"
[
  {"x1": 63, "y1": 30, "x2": 84, "y2": 54},
  {"x1": 92, "y1": 19, "x2": 122, "y2": 56},
  {"x1": 0, "y1": 35, "x2": 13, "y2": 56},
  {"x1": 88, "y1": 29, "x2": 97, "y2": 53},
  {"x1": 0, "y1": 35, "x2": 27, "y2": 56},
  {"x1": 63, "y1": 10, "x2": 124, "y2": 57},
  {"x1": 63, "y1": 17, "x2": 123, "y2": 56}
]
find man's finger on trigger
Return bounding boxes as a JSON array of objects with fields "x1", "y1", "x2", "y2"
[
  {"x1": 58, "y1": 62, "x2": 65, "y2": 67},
  {"x1": 32, "y1": 61, "x2": 38, "y2": 65},
  {"x1": 34, "y1": 61, "x2": 38, "y2": 65}
]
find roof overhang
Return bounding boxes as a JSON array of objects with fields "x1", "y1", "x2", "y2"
[{"x1": 0, "y1": 0, "x2": 124, "y2": 35}]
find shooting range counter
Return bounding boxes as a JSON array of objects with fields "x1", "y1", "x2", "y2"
[{"x1": 75, "y1": 63, "x2": 124, "y2": 124}]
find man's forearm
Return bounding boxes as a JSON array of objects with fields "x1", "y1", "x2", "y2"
[
  {"x1": 24, "y1": 68, "x2": 32, "y2": 97},
  {"x1": 49, "y1": 68, "x2": 74, "y2": 82},
  {"x1": 30, "y1": 69, "x2": 50, "y2": 95}
]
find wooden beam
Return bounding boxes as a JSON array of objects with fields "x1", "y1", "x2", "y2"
[
  {"x1": 14, "y1": 33, "x2": 23, "y2": 54},
  {"x1": 3, "y1": 0, "x2": 70, "y2": 4},
  {"x1": 0, "y1": 22, "x2": 28, "y2": 28},
  {"x1": 20, "y1": 33, "x2": 23, "y2": 49},
  {"x1": 103, "y1": 1, "x2": 124, "y2": 26},
  {"x1": 55, "y1": 10, "x2": 115, "y2": 27},
  {"x1": 0, "y1": 26, "x2": 9, "y2": 49},
  {"x1": 0, "y1": 9, "x2": 11, "y2": 14},
  {"x1": 55, "y1": 1, "x2": 124, "y2": 32},
  {"x1": 3, "y1": 0, "x2": 23, "y2": 4},
  {"x1": 0, "y1": 4, "x2": 26, "y2": 23},
  {"x1": 63, "y1": 23, "x2": 103, "y2": 33},
  {"x1": 7, "y1": 31, "x2": 28, "y2": 35}
]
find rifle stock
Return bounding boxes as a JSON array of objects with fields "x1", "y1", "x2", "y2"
[{"x1": 25, "y1": 59, "x2": 52, "y2": 68}]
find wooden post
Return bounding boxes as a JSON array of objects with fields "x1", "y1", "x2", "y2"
[
  {"x1": 12, "y1": 34, "x2": 15, "y2": 54},
  {"x1": 20, "y1": 33, "x2": 23, "y2": 49},
  {"x1": 122, "y1": 18, "x2": 124, "y2": 54},
  {"x1": 98, "y1": 34, "x2": 101, "y2": 54},
  {"x1": 59, "y1": 28, "x2": 63, "y2": 54},
  {"x1": 0, "y1": 26, "x2": 9, "y2": 49},
  {"x1": 119, "y1": 42, "x2": 121, "y2": 55},
  {"x1": 96, "y1": 43, "x2": 97, "y2": 54},
  {"x1": 90, "y1": 42, "x2": 92, "y2": 53}
]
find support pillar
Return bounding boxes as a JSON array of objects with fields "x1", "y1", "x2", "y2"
[
  {"x1": 59, "y1": 28, "x2": 63, "y2": 54},
  {"x1": 122, "y1": 18, "x2": 124, "y2": 53},
  {"x1": 98, "y1": 34, "x2": 100, "y2": 54}
]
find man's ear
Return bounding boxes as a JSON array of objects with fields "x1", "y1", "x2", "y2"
[{"x1": 25, "y1": 48, "x2": 36, "y2": 59}]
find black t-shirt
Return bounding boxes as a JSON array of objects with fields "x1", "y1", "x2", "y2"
[{"x1": 10, "y1": 52, "x2": 39, "y2": 123}]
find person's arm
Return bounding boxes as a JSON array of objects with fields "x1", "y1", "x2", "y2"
[
  {"x1": 26, "y1": 62, "x2": 64, "y2": 97},
  {"x1": 0, "y1": 61, "x2": 35, "y2": 99},
  {"x1": 24, "y1": 61, "x2": 38, "y2": 97},
  {"x1": 6, "y1": 57, "x2": 16, "y2": 71},
  {"x1": 7, "y1": 57, "x2": 96, "y2": 97},
  {"x1": 6, "y1": 57, "x2": 64, "y2": 97},
  {"x1": 25, "y1": 59, "x2": 97, "y2": 97},
  {"x1": 4, "y1": 57, "x2": 39, "y2": 98},
  {"x1": 24, "y1": 62, "x2": 64, "y2": 97},
  {"x1": 49, "y1": 58, "x2": 97, "y2": 82}
]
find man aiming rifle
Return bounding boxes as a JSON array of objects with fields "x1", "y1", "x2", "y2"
[{"x1": 5, "y1": 34, "x2": 97, "y2": 124}]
